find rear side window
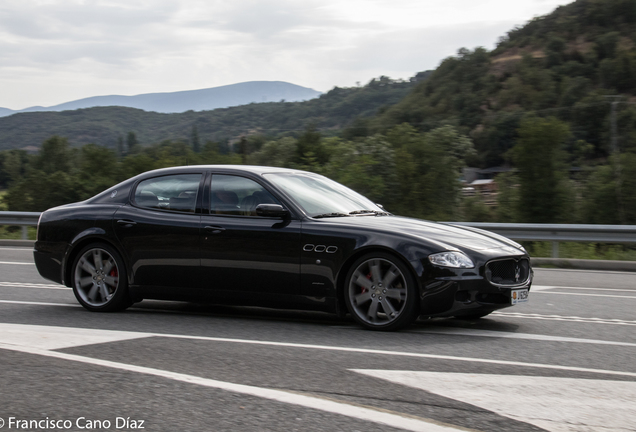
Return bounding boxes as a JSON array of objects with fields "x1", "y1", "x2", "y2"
[{"x1": 134, "y1": 174, "x2": 202, "y2": 213}]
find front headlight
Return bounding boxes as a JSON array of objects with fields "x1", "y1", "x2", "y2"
[{"x1": 429, "y1": 251, "x2": 475, "y2": 268}]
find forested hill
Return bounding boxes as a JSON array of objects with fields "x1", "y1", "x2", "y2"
[
  {"x1": 0, "y1": 74, "x2": 428, "y2": 151},
  {"x1": 374, "y1": 0, "x2": 636, "y2": 167}
]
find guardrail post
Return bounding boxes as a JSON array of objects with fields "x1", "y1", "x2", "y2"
[
  {"x1": 22, "y1": 226, "x2": 28, "y2": 240},
  {"x1": 552, "y1": 241, "x2": 559, "y2": 258}
]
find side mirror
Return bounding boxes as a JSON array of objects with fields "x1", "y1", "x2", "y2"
[{"x1": 255, "y1": 203, "x2": 289, "y2": 218}]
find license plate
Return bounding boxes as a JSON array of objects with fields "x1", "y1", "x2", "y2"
[{"x1": 511, "y1": 289, "x2": 529, "y2": 304}]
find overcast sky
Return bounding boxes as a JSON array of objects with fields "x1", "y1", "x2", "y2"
[{"x1": 1, "y1": 0, "x2": 573, "y2": 110}]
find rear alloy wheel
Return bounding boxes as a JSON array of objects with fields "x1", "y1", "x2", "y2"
[
  {"x1": 72, "y1": 244, "x2": 132, "y2": 312},
  {"x1": 345, "y1": 253, "x2": 418, "y2": 331}
]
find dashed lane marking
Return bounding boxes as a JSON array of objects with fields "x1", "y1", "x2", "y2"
[
  {"x1": 414, "y1": 327, "x2": 636, "y2": 347},
  {"x1": 535, "y1": 291, "x2": 636, "y2": 299},
  {"x1": 533, "y1": 285, "x2": 636, "y2": 293},
  {"x1": 492, "y1": 311, "x2": 636, "y2": 326},
  {"x1": 531, "y1": 285, "x2": 636, "y2": 299},
  {"x1": 0, "y1": 282, "x2": 68, "y2": 290},
  {"x1": 0, "y1": 300, "x2": 79, "y2": 307},
  {"x1": 0, "y1": 261, "x2": 34, "y2": 265}
]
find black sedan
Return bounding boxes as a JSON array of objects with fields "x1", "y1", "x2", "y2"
[{"x1": 34, "y1": 165, "x2": 531, "y2": 331}]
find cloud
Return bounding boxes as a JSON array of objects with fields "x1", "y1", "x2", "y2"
[{"x1": 0, "y1": 0, "x2": 573, "y2": 109}]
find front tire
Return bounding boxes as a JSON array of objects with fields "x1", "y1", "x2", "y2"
[
  {"x1": 71, "y1": 243, "x2": 132, "y2": 312},
  {"x1": 344, "y1": 253, "x2": 418, "y2": 331}
]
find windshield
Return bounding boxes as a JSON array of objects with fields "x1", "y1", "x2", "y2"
[{"x1": 265, "y1": 173, "x2": 387, "y2": 218}]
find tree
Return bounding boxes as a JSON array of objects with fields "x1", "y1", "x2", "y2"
[
  {"x1": 384, "y1": 124, "x2": 475, "y2": 219},
  {"x1": 77, "y1": 144, "x2": 119, "y2": 197},
  {"x1": 0, "y1": 149, "x2": 29, "y2": 188},
  {"x1": 323, "y1": 136, "x2": 396, "y2": 204},
  {"x1": 126, "y1": 132, "x2": 140, "y2": 154},
  {"x1": 495, "y1": 172, "x2": 519, "y2": 222},
  {"x1": 117, "y1": 135, "x2": 125, "y2": 158},
  {"x1": 247, "y1": 137, "x2": 297, "y2": 168},
  {"x1": 191, "y1": 125, "x2": 201, "y2": 153},
  {"x1": 583, "y1": 152, "x2": 636, "y2": 224},
  {"x1": 512, "y1": 117, "x2": 573, "y2": 223},
  {"x1": 34, "y1": 136, "x2": 74, "y2": 174}
]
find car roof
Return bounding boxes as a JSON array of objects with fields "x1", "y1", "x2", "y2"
[{"x1": 140, "y1": 165, "x2": 310, "y2": 177}]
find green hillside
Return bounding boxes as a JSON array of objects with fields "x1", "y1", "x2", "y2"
[{"x1": 374, "y1": 0, "x2": 636, "y2": 166}]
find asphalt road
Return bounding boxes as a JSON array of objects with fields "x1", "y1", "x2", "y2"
[{"x1": 0, "y1": 246, "x2": 634, "y2": 432}]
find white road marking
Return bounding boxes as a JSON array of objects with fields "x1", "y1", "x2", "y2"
[
  {"x1": 0, "y1": 323, "x2": 634, "y2": 378},
  {"x1": 0, "y1": 261, "x2": 34, "y2": 265},
  {"x1": 0, "y1": 323, "x2": 151, "y2": 350},
  {"x1": 492, "y1": 311, "x2": 636, "y2": 326},
  {"x1": 535, "y1": 267, "x2": 636, "y2": 276},
  {"x1": 531, "y1": 285, "x2": 636, "y2": 299},
  {"x1": 0, "y1": 247, "x2": 34, "y2": 251},
  {"x1": 0, "y1": 282, "x2": 68, "y2": 290},
  {"x1": 354, "y1": 370, "x2": 636, "y2": 432},
  {"x1": 528, "y1": 285, "x2": 555, "y2": 291},
  {"x1": 0, "y1": 300, "x2": 79, "y2": 307},
  {"x1": 0, "y1": 333, "x2": 466, "y2": 432},
  {"x1": 415, "y1": 327, "x2": 636, "y2": 347},
  {"x1": 535, "y1": 291, "x2": 636, "y2": 299},
  {"x1": 534, "y1": 285, "x2": 636, "y2": 293}
]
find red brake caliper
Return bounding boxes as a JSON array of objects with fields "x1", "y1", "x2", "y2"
[{"x1": 361, "y1": 272, "x2": 372, "y2": 293}]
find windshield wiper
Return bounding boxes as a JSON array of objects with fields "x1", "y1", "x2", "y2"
[
  {"x1": 313, "y1": 212, "x2": 350, "y2": 219},
  {"x1": 349, "y1": 209, "x2": 391, "y2": 216}
]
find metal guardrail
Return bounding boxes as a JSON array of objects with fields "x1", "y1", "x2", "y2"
[
  {"x1": 1, "y1": 212, "x2": 636, "y2": 257},
  {"x1": 446, "y1": 222, "x2": 636, "y2": 257},
  {"x1": 0, "y1": 211, "x2": 41, "y2": 240}
]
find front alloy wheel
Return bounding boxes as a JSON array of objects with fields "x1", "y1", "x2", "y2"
[
  {"x1": 72, "y1": 244, "x2": 132, "y2": 311},
  {"x1": 345, "y1": 253, "x2": 418, "y2": 331}
]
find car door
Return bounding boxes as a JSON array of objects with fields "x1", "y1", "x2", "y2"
[
  {"x1": 113, "y1": 172, "x2": 203, "y2": 292},
  {"x1": 199, "y1": 173, "x2": 301, "y2": 296}
]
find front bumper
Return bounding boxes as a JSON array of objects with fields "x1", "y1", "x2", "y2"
[{"x1": 418, "y1": 261, "x2": 532, "y2": 318}]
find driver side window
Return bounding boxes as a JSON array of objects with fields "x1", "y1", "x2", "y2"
[{"x1": 210, "y1": 175, "x2": 279, "y2": 216}]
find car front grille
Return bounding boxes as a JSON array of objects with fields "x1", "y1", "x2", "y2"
[{"x1": 485, "y1": 258, "x2": 530, "y2": 286}]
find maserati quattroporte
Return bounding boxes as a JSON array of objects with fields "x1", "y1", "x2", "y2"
[{"x1": 34, "y1": 165, "x2": 531, "y2": 330}]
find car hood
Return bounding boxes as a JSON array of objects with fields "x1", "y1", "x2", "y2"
[{"x1": 316, "y1": 215, "x2": 525, "y2": 254}]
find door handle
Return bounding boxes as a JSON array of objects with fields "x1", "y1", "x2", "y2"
[
  {"x1": 117, "y1": 219, "x2": 137, "y2": 227},
  {"x1": 204, "y1": 225, "x2": 225, "y2": 234}
]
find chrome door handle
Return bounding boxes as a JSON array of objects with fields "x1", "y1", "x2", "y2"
[
  {"x1": 116, "y1": 219, "x2": 137, "y2": 227},
  {"x1": 204, "y1": 225, "x2": 225, "y2": 234}
]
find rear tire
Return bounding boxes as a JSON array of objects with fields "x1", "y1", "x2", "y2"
[
  {"x1": 344, "y1": 252, "x2": 418, "y2": 331},
  {"x1": 71, "y1": 243, "x2": 132, "y2": 312}
]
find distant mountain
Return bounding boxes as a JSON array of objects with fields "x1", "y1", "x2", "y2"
[
  {"x1": 0, "y1": 75, "x2": 422, "y2": 151},
  {"x1": 0, "y1": 81, "x2": 321, "y2": 117}
]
